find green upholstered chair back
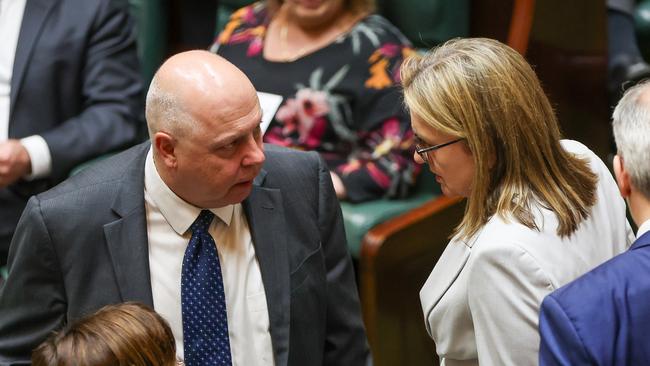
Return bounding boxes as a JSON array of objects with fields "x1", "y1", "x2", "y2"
[
  {"x1": 376, "y1": 0, "x2": 469, "y2": 49},
  {"x1": 129, "y1": 0, "x2": 168, "y2": 90}
]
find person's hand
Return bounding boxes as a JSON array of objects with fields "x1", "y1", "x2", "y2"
[
  {"x1": 0, "y1": 140, "x2": 31, "y2": 188},
  {"x1": 330, "y1": 171, "x2": 347, "y2": 200}
]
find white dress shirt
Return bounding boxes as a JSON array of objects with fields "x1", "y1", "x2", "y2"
[
  {"x1": 144, "y1": 148, "x2": 275, "y2": 365},
  {"x1": 0, "y1": 0, "x2": 52, "y2": 179},
  {"x1": 637, "y1": 219, "x2": 650, "y2": 238}
]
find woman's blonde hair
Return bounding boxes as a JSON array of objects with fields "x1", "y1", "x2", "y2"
[
  {"x1": 32, "y1": 302, "x2": 177, "y2": 366},
  {"x1": 267, "y1": 0, "x2": 375, "y2": 16},
  {"x1": 401, "y1": 38, "x2": 597, "y2": 240}
]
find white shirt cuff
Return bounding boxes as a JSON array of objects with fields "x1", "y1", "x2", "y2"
[{"x1": 19, "y1": 135, "x2": 52, "y2": 179}]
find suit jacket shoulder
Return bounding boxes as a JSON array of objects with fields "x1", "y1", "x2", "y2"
[{"x1": 540, "y1": 232, "x2": 650, "y2": 365}]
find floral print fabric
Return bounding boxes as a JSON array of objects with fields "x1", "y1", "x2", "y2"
[{"x1": 212, "y1": 1, "x2": 419, "y2": 202}]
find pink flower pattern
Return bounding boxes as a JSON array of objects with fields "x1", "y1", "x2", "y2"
[{"x1": 274, "y1": 89, "x2": 330, "y2": 144}]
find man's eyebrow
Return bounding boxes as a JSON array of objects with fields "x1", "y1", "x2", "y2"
[
  {"x1": 210, "y1": 122, "x2": 264, "y2": 149},
  {"x1": 209, "y1": 134, "x2": 239, "y2": 149}
]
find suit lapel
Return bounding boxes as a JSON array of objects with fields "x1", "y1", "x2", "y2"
[
  {"x1": 243, "y1": 174, "x2": 291, "y2": 366},
  {"x1": 10, "y1": 0, "x2": 57, "y2": 116},
  {"x1": 420, "y1": 238, "x2": 471, "y2": 336},
  {"x1": 104, "y1": 144, "x2": 154, "y2": 307}
]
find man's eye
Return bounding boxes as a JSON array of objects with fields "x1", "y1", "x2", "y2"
[{"x1": 221, "y1": 142, "x2": 237, "y2": 151}]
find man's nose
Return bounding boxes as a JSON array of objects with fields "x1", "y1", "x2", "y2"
[{"x1": 242, "y1": 137, "x2": 265, "y2": 166}]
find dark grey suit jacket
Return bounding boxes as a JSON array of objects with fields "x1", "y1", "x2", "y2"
[
  {"x1": 0, "y1": 143, "x2": 370, "y2": 366},
  {"x1": 0, "y1": 0, "x2": 142, "y2": 254}
]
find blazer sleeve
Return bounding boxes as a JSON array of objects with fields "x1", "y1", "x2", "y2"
[
  {"x1": 315, "y1": 154, "x2": 371, "y2": 366},
  {"x1": 538, "y1": 295, "x2": 592, "y2": 366},
  {"x1": 0, "y1": 197, "x2": 67, "y2": 364},
  {"x1": 40, "y1": 0, "x2": 142, "y2": 181},
  {"x1": 466, "y1": 242, "x2": 553, "y2": 366}
]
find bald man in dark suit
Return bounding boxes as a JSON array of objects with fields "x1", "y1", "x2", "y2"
[{"x1": 0, "y1": 51, "x2": 369, "y2": 366}]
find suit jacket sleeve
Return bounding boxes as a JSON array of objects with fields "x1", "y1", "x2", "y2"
[
  {"x1": 39, "y1": 0, "x2": 142, "y2": 181},
  {"x1": 316, "y1": 155, "x2": 371, "y2": 365},
  {"x1": 538, "y1": 295, "x2": 592, "y2": 366},
  {"x1": 0, "y1": 197, "x2": 67, "y2": 364},
  {"x1": 466, "y1": 243, "x2": 553, "y2": 366}
]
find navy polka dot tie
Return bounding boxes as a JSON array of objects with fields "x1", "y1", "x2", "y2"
[{"x1": 181, "y1": 210, "x2": 232, "y2": 365}]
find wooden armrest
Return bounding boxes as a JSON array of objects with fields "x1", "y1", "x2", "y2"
[
  {"x1": 359, "y1": 195, "x2": 465, "y2": 366},
  {"x1": 361, "y1": 195, "x2": 463, "y2": 256}
]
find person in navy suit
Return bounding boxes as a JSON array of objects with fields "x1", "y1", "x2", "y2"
[{"x1": 538, "y1": 80, "x2": 650, "y2": 365}]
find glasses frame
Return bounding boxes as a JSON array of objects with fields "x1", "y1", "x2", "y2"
[{"x1": 415, "y1": 138, "x2": 464, "y2": 161}]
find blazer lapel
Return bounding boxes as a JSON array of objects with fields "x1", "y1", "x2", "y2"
[
  {"x1": 419, "y1": 238, "x2": 472, "y2": 336},
  {"x1": 103, "y1": 145, "x2": 153, "y2": 307},
  {"x1": 10, "y1": 0, "x2": 57, "y2": 116},
  {"x1": 243, "y1": 172, "x2": 291, "y2": 366}
]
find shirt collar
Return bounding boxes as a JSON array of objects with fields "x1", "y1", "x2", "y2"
[
  {"x1": 637, "y1": 219, "x2": 650, "y2": 239},
  {"x1": 144, "y1": 148, "x2": 234, "y2": 235}
]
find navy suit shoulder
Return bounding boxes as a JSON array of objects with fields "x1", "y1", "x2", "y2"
[{"x1": 540, "y1": 232, "x2": 650, "y2": 365}]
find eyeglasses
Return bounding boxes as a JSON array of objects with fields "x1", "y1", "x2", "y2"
[{"x1": 415, "y1": 138, "x2": 464, "y2": 162}]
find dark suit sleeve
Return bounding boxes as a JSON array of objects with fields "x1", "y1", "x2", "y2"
[
  {"x1": 316, "y1": 155, "x2": 371, "y2": 365},
  {"x1": 539, "y1": 295, "x2": 592, "y2": 366},
  {"x1": 40, "y1": 0, "x2": 142, "y2": 181},
  {"x1": 0, "y1": 197, "x2": 67, "y2": 364}
]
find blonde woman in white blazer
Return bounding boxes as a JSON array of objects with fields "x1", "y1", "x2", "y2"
[{"x1": 400, "y1": 38, "x2": 634, "y2": 366}]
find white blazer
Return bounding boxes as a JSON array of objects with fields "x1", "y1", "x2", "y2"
[{"x1": 420, "y1": 140, "x2": 634, "y2": 366}]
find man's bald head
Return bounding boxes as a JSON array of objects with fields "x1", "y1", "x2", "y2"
[
  {"x1": 145, "y1": 50, "x2": 264, "y2": 208},
  {"x1": 145, "y1": 50, "x2": 257, "y2": 139}
]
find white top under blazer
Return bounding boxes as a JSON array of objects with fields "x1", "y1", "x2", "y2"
[{"x1": 420, "y1": 140, "x2": 634, "y2": 366}]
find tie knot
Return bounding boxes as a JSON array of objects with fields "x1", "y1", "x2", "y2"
[{"x1": 191, "y1": 210, "x2": 215, "y2": 234}]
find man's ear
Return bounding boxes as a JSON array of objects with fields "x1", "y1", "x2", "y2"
[
  {"x1": 153, "y1": 131, "x2": 177, "y2": 169},
  {"x1": 613, "y1": 154, "x2": 632, "y2": 198}
]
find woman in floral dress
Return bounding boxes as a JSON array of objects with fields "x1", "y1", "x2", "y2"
[{"x1": 211, "y1": 0, "x2": 418, "y2": 202}]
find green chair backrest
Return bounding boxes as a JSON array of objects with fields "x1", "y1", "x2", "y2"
[
  {"x1": 129, "y1": 0, "x2": 168, "y2": 90},
  {"x1": 376, "y1": 0, "x2": 469, "y2": 49}
]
